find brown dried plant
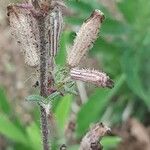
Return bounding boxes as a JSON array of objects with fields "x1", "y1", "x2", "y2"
[{"x1": 7, "y1": 0, "x2": 114, "y2": 150}]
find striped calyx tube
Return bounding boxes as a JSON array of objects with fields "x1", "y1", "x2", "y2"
[
  {"x1": 67, "y1": 9, "x2": 105, "y2": 68},
  {"x1": 70, "y1": 68, "x2": 114, "y2": 88},
  {"x1": 49, "y1": 4, "x2": 63, "y2": 57}
]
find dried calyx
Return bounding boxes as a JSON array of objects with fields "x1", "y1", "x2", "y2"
[
  {"x1": 67, "y1": 9, "x2": 114, "y2": 89},
  {"x1": 49, "y1": 5, "x2": 63, "y2": 57},
  {"x1": 67, "y1": 9, "x2": 105, "y2": 68},
  {"x1": 7, "y1": 4, "x2": 40, "y2": 67},
  {"x1": 70, "y1": 68, "x2": 114, "y2": 88},
  {"x1": 80, "y1": 123, "x2": 111, "y2": 150},
  {"x1": 30, "y1": 0, "x2": 67, "y2": 14},
  {"x1": 7, "y1": 0, "x2": 64, "y2": 67}
]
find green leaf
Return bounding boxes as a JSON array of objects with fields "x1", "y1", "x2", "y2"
[
  {"x1": 102, "y1": 18, "x2": 129, "y2": 35},
  {"x1": 0, "y1": 114, "x2": 28, "y2": 145},
  {"x1": 65, "y1": 0, "x2": 110, "y2": 26},
  {"x1": 117, "y1": 0, "x2": 150, "y2": 25},
  {"x1": 66, "y1": 0, "x2": 108, "y2": 17},
  {"x1": 25, "y1": 95, "x2": 45, "y2": 103},
  {"x1": 65, "y1": 16, "x2": 84, "y2": 25},
  {"x1": 91, "y1": 38, "x2": 119, "y2": 54},
  {"x1": 26, "y1": 123, "x2": 41, "y2": 150},
  {"x1": 90, "y1": 38, "x2": 122, "y2": 75},
  {"x1": 0, "y1": 87, "x2": 25, "y2": 133},
  {"x1": 56, "y1": 31, "x2": 70, "y2": 65},
  {"x1": 55, "y1": 94, "x2": 72, "y2": 132},
  {"x1": 76, "y1": 75, "x2": 125, "y2": 137},
  {"x1": 46, "y1": 92, "x2": 60, "y2": 102},
  {"x1": 0, "y1": 87, "x2": 11, "y2": 114},
  {"x1": 122, "y1": 49, "x2": 150, "y2": 109},
  {"x1": 101, "y1": 136, "x2": 122, "y2": 149},
  {"x1": 66, "y1": 0, "x2": 93, "y2": 16},
  {"x1": 117, "y1": 0, "x2": 139, "y2": 24}
]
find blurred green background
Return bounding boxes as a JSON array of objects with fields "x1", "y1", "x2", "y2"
[{"x1": 0, "y1": 0, "x2": 150, "y2": 150}]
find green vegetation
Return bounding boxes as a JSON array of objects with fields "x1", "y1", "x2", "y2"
[{"x1": 0, "y1": 0, "x2": 149, "y2": 149}]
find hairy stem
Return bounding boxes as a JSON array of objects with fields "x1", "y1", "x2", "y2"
[
  {"x1": 40, "y1": 106, "x2": 49, "y2": 150},
  {"x1": 38, "y1": 15, "x2": 49, "y2": 150}
]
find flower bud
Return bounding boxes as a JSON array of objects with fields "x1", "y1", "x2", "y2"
[
  {"x1": 70, "y1": 68, "x2": 114, "y2": 88},
  {"x1": 67, "y1": 9, "x2": 105, "y2": 67}
]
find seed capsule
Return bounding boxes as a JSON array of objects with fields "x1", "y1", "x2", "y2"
[
  {"x1": 80, "y1": 123, "x2": 111, "y2": 150},
  {"x1": 48, "y1": 5, "x2": 63, "y2": 57},
  {"x1": 67, "y1": 9, "x2": 105, "y2": 67},
  {"x1": 70, "y1": 68, "x2": 114, "y2": 88},
  {"x1": 7, "y1": 4, "x2": 40, "y2": 67}
]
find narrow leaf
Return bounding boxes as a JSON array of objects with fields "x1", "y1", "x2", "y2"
[
  {"x1": 25, "y1": 95, "x2": 45, "y2": 103},
  {"x1": 26, "y1": 123, "x2": 41, "y2": 150},
  {"x1": 0, "y1": 114, "x2": 28, "y2": 145},
  {"x1": 55, "y1": 94, "x2": 72, "y2": 132},
  {"x1": 101, "y1": 136, "x2": 122, "y2": 149},
  {"x1": 0, "y1": 87, "x2": 11, "y2": 115}
]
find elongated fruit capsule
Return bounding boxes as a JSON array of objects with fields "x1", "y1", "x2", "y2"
[
  {"x1": 48, "y1": 5, "x2": 63, "y2": 57},
  {"x1": 80, "y1": 123, "x2": 111, "y2": 150},
  {"x1": 7, "y1": 4, "x2": 40, "y2": 67},
  {"x1": 70, "y1": 68, "x2": 114, "y2": 88},
  {"x1": 67, "y1": 9, "x2": 105, "y2": 67}
]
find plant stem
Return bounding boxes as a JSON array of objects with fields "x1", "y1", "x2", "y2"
[
  {"x1": 40, "y1": 106, "x2": 49, "y2": 150},
  {"x1": 38, "y1": 15, "x2": 50, "y2": 150}
]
